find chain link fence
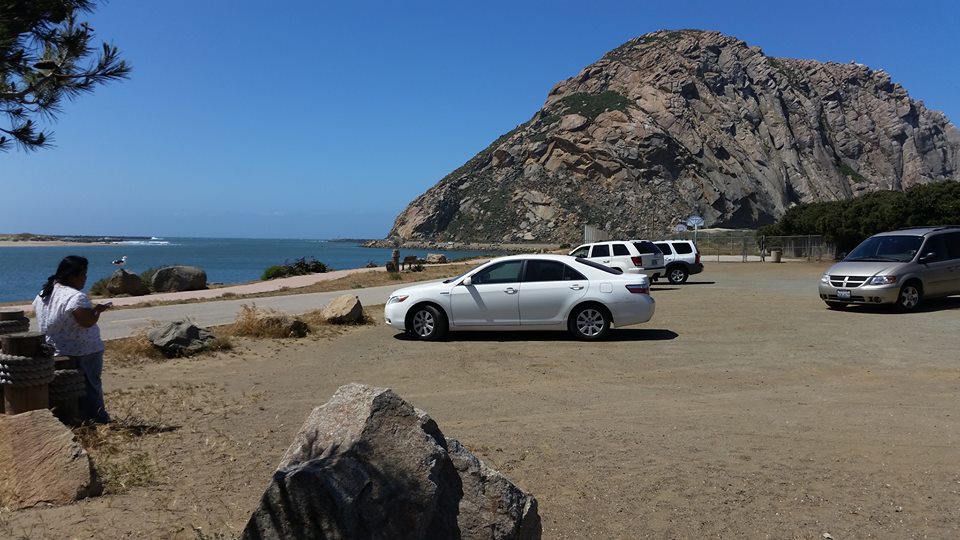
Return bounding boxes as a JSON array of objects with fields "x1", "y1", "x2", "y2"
[{"x1": 666, "y1": 233, "x2": 834, "y2": 261}]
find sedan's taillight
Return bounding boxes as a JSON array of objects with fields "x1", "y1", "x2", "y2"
[
  {"x1": 625, "y1": 284, "x2": 649, "y2": 294},
  {"x1": 631, "y1": 256, "x2": 643, "y2": 267}
]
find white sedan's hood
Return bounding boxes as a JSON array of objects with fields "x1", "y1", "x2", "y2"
[{"x1": 388, "y1": 280, "x2": 452, "y2": 299}]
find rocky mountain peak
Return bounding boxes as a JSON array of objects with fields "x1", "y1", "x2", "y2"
[{"x1": 388, "y1": 30, "x2": 960, "y2": 242}]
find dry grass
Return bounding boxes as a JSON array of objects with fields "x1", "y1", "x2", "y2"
[
  {"x1": 104, "y1": 332, "x2": 166, "y2": 367},
  {"x1": 223, "y1": 303, "x2": 377, "y2": 341},
  {"x1": 223, "y1": 304, "x2": 309, "y2": 338},
  {"x1": 105, "y1": 329, "x2": 233, "y2": 367}
]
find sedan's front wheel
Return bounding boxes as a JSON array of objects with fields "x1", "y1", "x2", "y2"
[
  {"x1": 408, "y1": 305, "x2": 447, "y2": 341},
  {"x1": 569, "y1": 305, "x2": 610, "y2": 341}
]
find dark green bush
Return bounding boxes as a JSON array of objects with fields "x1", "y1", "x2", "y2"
[
  {"x1": 139, "y1": 267, "x2": 160, "y2": 292},
  {"x1": 90, "y1": 277, "x2": 111, "y2": 296},
  {"x1": 557, "y1": 91, "x2": 631, "y2": 120},
  {"x1": 261, "y1": 257, "x2": 329, "y2": 280},
  {"x1": 261, "y1": 265, "x2": 286, "y2": 280},
  {"x1": 761, "y1": 181, "x2": 960, "y2": 252}
]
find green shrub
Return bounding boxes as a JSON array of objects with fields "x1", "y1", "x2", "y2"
[
  {"x1": 261, "y1": 257, "x2": 329, "y2": 280},
  {"x1": 261, "y1": 265, "x2": 286, "y2": 280},
  {"x1": 139, "y1": 267, "x2": 159, "y2": 286},
  {"x1": 761, "y1": 180, "x2": 960, "y2": 252},
  {"x1": 90, "y1": 277, "x2": 111, "y2": 296},
  {"x1": 557, "y1": 91, "x2": 631, "y2": 120}
]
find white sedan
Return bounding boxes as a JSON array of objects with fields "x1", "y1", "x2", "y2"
[{"x1": 384, "y1": 254, "x2": 655, "y2": 341}]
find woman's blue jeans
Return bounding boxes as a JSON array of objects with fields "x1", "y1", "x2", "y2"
[{"x1": 72, "y1": 351, "x2": 110, "y2": 424}]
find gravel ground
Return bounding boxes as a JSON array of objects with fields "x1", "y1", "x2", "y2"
[{"x1": 4, "y1": 260, "x2": 960, "y2": 539}]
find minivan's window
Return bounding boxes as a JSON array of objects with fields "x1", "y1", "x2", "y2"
[
  {"x1": 673, "y1": 242, "x2": 693, "y2": 254},
  {"x1": 471, "y1": 261, "x2": 522, "y2": 285},
  {"x1": 845, "y1": 235, "x2": 923, "y2": 262},
  {"x1": 591, "y1": 244, "x2": 610, "y2": 257},
  {"x1": 612, "y1": 243, "x2": 630, "y2": 256},
  {"x1": 920, "y1": 236, "x2": 947, "y2": 262},
  {"x1": 946, "y1": 232, "x2": 960, "y2": 259},
  {"x1": 632, "y1": 241, "x2": 658, "y2": 254},
  {"x1": 569, "y1": 246, "x2": 589, "y2": 258}
]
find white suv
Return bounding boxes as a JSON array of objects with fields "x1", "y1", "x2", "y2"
[
  {"x1": 653, "y1": 240, "x2": 703, "y2": 284},
  {"x1": 569, "y1": 240, "x2": 665, "y2": 276}
]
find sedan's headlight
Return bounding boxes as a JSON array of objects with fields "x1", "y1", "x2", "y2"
[
  {"x1": 387, "y1": 295, "x2": 409, "y2": 305},
  {"x1": 868, "y1": 275, "x2": 897, "y2": 285},
  {"x1": 820, "y1": 273, "x2": 829, "y2": 284}
]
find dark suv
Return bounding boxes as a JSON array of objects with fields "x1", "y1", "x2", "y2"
[{"x1": 818, "y1": 226, "x2": 960, "y2": 310}]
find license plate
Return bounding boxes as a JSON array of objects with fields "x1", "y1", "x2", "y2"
[{"x1": 837, "y1": 289, "x2": 851, "y2": 299}]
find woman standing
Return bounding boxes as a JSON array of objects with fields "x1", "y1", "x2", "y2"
[{"x1": 32, "y1": 256, "x2": 112, "y2": 424}]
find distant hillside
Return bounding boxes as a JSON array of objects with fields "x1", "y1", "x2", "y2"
[{"x1": 388, "y1": 30, "x2": 960, "y2": 242}]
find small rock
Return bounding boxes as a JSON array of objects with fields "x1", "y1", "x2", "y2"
[{"x1": 320, "y1": 294, "x2": 364, "y2": 324}]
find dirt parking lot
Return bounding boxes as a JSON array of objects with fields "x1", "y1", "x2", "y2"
[{"x1": 5, "y1": 261, "x2": 960, "y2": 539}]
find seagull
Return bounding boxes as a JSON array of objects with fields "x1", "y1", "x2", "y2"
[{"x1": 112, "y1": 256, "x2": 127, "y2": 265}]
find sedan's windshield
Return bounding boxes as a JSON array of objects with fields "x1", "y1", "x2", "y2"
[{"x1": 845, "y1": 235, "x2": 923, "y2": 262}]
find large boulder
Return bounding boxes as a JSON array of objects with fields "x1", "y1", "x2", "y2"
[
  {"x1": 105, "y1": 269, "x2": 150, "y2": 296},
  {"x1": 0, "y1": 409, "x2": 102, "y2": 509},
  {"x1": 151, "y1": 265, "x2": 207, "y2": 292},
  {"x1": 425, "y1": 253, "x2": 448, "y2": 264},
  {"x1": 320, "y1": 294, "x2": 364, "y2": 324},
  {"x1": 242, "y1": 383, "x2": 541, "y2": 540},
  {"x1": 146, "y1": 320, "x2": 216, "y2": 357}
]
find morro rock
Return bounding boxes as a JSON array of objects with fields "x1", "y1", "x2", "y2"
[{"x1": 388, "y1": 30, "x2": 960, "y2": 242}]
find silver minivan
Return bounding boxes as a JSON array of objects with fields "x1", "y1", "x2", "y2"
[{"x1": 818, "y1": 226, "x2": 960, "y2": 310}]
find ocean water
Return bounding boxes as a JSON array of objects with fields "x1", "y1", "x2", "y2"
[{"x1": 0, "y1": 238, "x2": 497, "y2": 303}]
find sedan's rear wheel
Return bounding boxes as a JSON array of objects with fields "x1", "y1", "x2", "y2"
[
  {"x1": 409, "y1": 305, "x2": 447, "y2": 341},
  {"x1": 569, "y1": 305, "x2": 610, "y2": 341},
  {"x1": 667, "y1": 265, "x2": 689, "y2": 284}
]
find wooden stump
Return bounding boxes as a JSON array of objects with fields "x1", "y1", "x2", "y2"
[
  {"x1": 2, "y1": 332, "x2": 50, "y2": 415},
  {"x1": 0, "y1": 309, "x2": 25, "y2": 321}
]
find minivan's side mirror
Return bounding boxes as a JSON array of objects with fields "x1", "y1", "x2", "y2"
[
  {"x1": 461, "y1": 276, "x2": 472, "y2": 286},
  {"x1": 918, "y1": 252, "x2": 937, "y2": 264}
]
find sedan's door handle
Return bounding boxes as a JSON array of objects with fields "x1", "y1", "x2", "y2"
[
  {"x1": 504, "y1": 287, "x2": 518, "y2": 294},
  {"x1": 569, "y1": 284, "x2": 584, "y2": 290},
  {"x1": 602, "y1": 259, "x2": 611, "y2": 263}
]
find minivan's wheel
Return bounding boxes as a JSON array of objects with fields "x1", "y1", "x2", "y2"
[
  {"x1": 568, "y1": 305, "x2": 610, "y2": 341},
  {"x1": 667, "y1": 265, "x2": 689, "y2": 284},
  {"x1": 896, "y1": 282, "x2": 922, "y2": 312},
  {"x1": 825, "y1": 301, "x2": 847, "y2": 310},
  {"x1": 408, "y1": 305, "x2": 447, "y2": 340}
]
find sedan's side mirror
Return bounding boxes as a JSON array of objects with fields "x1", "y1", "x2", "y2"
[
  {"x1": 918, "y1": 252, "x2": 937, "y2": 264},
  {"x1": 461, "y1": 276, "x2": 472, "y2": 286}
]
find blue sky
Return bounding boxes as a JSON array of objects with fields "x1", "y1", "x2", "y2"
[{"x1": 3, "y1": 0, "x2": 958, "y2": 239}]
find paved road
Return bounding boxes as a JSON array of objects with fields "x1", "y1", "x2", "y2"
[{"x1": 27, "y1": 282, "x2": 419, "y2": 340}]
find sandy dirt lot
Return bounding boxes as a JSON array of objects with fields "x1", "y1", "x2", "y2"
[{"x1": 4, "y1": 261, "x2": 960, "y2": 539}]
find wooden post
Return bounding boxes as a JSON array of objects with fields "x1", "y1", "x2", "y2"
[{"x1": 2, "y1": 333, "x2": 50, "y2": 415}]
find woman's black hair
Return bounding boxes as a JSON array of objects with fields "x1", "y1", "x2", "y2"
[{"x1": 40, "y1": 255, "x2": 89, "y2": 300}]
